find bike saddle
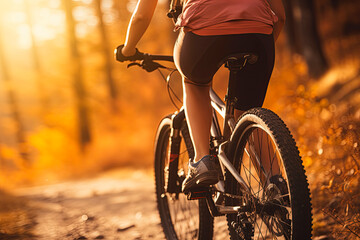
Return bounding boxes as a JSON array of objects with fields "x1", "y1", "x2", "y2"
[
  {"x1": 226, "y1": 53, "x2": 258, "y2": 63},
  {"x1": 222, "y1": 53, "x2": 258, "y2": 70}
]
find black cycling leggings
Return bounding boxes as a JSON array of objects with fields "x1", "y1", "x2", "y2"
[{"x1": 174, "y1": 31, "x2": 275, "y2": 111}]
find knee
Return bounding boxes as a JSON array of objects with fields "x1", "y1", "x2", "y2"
[
  {"x1": 183, "y1": 78, "x2": 211, "y2": 101},
  {"x1": 183, "y1": 77, "x2": 211, "y2": 88}
]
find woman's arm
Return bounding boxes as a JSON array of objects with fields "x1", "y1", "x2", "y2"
[
  {"x1": 268, "y1": 0, "x2": 286, "y2": 41},
  {"x1": 122, "y1": 0, "x2": 158, "y2": 56}
]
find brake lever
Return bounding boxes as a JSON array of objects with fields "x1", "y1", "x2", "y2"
[
  {"x1": 127, "y1": 60, "x2": 167, "y2": 72},
  {"x1": 142, "y1": 61, "x2": 166, "y2": 72},
  {"x1": 127, "y1": 62, "x2": 141, "y2": 68}
]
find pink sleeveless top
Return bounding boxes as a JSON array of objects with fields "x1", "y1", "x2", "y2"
[{"x1": 175, "y1": 0, "x2": 277, "y2": 35}]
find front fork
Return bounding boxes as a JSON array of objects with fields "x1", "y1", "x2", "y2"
[{"x1": 166, "y1": 110, "x2": 186, "y2": 193}]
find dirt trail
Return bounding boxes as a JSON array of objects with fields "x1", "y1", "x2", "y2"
[
  {"x1": 1, "y1": 169, "x2": 164, "y2": 239},
  {"x1": 0, "y1": 169, "x2": 228, "y2": 240}
]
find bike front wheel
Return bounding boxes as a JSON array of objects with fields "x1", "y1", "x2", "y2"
[
  {"x1": 154, "y1": 116, "x2": 214, "y2": 240},
  {"x1": 225, "y1": 108, "x2": 312, "y2": 240}
]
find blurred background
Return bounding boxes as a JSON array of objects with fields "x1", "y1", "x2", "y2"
[
  {"x1": 0, "y1": 0, "x2": 178, "y2": 187},
  {"x1": 0, "y1": 0, "x2": 359, "y2": 239}
]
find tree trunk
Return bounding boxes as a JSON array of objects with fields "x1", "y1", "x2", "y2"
[
  {"x1": 94, "y1": 0, "x2": 118, "y2": 112},
  {"x1": 63, "y1": 0, "x2": 92, "y2": 149},
  {"x1": 291, "y1": 0, "x2": 328, "y2": 78},
  {"x1": 283, "y1": 0, "x2": 301, "y2": 54},
  {"x1": 24, "y1": 0, "x2": 48, "y2": 115},
  {"x1": 330, "y1": 0, "x2": 340, "y2": 9},
  {"x1": 0, "y1": 15, "x2": 29, "y2": 162},
  {"x1": 0, "y1": 144, "x2": 3, "y2": 167}
]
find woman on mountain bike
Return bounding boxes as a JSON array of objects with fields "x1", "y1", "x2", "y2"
[{"x1": 118, "y1": 0, "x2": 285, "y2": 193}]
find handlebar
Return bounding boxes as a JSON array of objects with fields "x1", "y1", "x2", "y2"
[
  {"x1": 145, "y1": 54, "x2": 174, "y2": 62},
  {"x1": 114, "y1": 45, "x2": 174, "y2": 72}
]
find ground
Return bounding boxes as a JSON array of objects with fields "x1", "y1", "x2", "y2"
[
  {"x1": 0, "y1": 169, "x2": 164, "y2": 240},
  {"x1": 0, "y1": 169, "x2": 232, "y2": 240}
]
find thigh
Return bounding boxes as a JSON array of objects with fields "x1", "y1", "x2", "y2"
[
  {"x1": 174, "y1": 31, "x2": 221, "y2": 85},
  {"x1": 174, "y1": 32, "x2": 275, "y2": 105},
  {"x1": 229, "y1": 34, "x2": 275, "y2": 110}
]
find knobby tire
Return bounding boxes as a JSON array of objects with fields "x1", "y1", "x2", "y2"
[{"x1": 226, "y1": 108, "x2": 312, "y2": 240}]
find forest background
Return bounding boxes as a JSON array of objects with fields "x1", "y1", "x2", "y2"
[{"x1": 0, "y1": 0, "x2": 359, "y2": 239}]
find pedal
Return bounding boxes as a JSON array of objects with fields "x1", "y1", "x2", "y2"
[{"x1": 186, "y1": 188, "x2": 210, "y2": 200}]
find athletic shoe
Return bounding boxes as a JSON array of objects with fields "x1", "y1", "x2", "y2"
[{"x1": 182, "y1": 155, "x2": 219, "y2": 193}]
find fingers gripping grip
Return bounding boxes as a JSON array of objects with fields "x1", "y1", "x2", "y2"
[{"x1": 115, "y1": 44, "x2": 144, "y2": 62}]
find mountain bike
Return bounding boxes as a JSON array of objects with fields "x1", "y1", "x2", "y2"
[{"x1": 115, "y1": 47, "x2": 313, "y2": 240}]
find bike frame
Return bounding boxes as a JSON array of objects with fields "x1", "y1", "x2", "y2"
[{"x1": 210, "y1": 87, "x2": 253, "y2": 196}]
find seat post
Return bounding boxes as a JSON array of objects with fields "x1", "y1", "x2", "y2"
[{"x1": 223, "y1": 58, "x2": 243, "y2": 140}]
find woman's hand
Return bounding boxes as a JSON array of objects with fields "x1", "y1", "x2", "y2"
[
  {"x1": 115, "y1": 44, "x2": 143, "y2": 62},
  {"x1": 121, "y1": 45, "x2": 137, "y2": 57}
]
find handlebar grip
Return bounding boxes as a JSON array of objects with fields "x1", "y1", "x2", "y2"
[
  {"x1": 114, "y1": 45, "x2": 174, "y2": 63},
  {"x1": 115, "y1": 45, "x2": 144, "y2": 62}
]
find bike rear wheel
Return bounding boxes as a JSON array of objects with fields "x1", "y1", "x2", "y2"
[
  {"x1": 154, "y1": 116, "x2": 214, "y2": 240},
  {"x1": 225, "y1": 108, "x2": 312, "y2": 240}
]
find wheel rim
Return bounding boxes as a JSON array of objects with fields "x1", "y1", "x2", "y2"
[
  {"x1": 229, "y1": 124, "x2": 292, "y2": 240},
  {"x1": 158, "y1": 126, "x2": 200, "y2": 240}
]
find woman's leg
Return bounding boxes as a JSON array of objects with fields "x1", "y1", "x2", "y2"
[
  {"x1": 183, "y1": 80, "x2": 212, "y2": 163},
  {"x1": 181, "y1": 79, "x2": 219, "y2": 192}
]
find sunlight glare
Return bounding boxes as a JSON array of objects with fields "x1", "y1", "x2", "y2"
[
  {"x1": 4, "y1": 11, "x2": 26, "y2": 24},
  {"x1": 73, "y1": 6, "x2": 98, "y2": 36},
  {"x1": 73, "y1": 6, "x2": 94, "y2": 22},
  {"x1": 48, "y1": 0, "x2": 61, "y2": 9},
  {"x1": 16, "y1": 24, "x2": 32, "y2": 49},
  {"x1": 87, "y1": 15, "x2": 99, "y2": 27},
  {"x1": 76, "y1": 23, "x2": 89, "y2": 38},
  {"x1": 102, "y1": 0, "x2": 113, "y2": 10},
  {"x1": 33, "y1": 24, "x2": 59, "y2": 41},
  {"x1": 103, "y1": 12, "x2": 117, "y2": 24},
  {"x1": 83, "y1": 0, "x2": 93, "y2": 4},
  {"x1": 101, "y1": 0, "x2": 117, "y2": 24},
  {"x1": 74, "y1": 0, "x2": 93, "y2": 4}
]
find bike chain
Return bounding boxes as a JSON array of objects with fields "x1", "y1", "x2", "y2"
[{"x1": 222, "y1": 192, "x2": 244, "y2": 201}]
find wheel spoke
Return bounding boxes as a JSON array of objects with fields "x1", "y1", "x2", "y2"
[
  {"x1": 241, "y1": 160, "x2": 263, "y2": 189},
  {"x1": 254, "y1": 215, "x2": 266, "y2": 239}
]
